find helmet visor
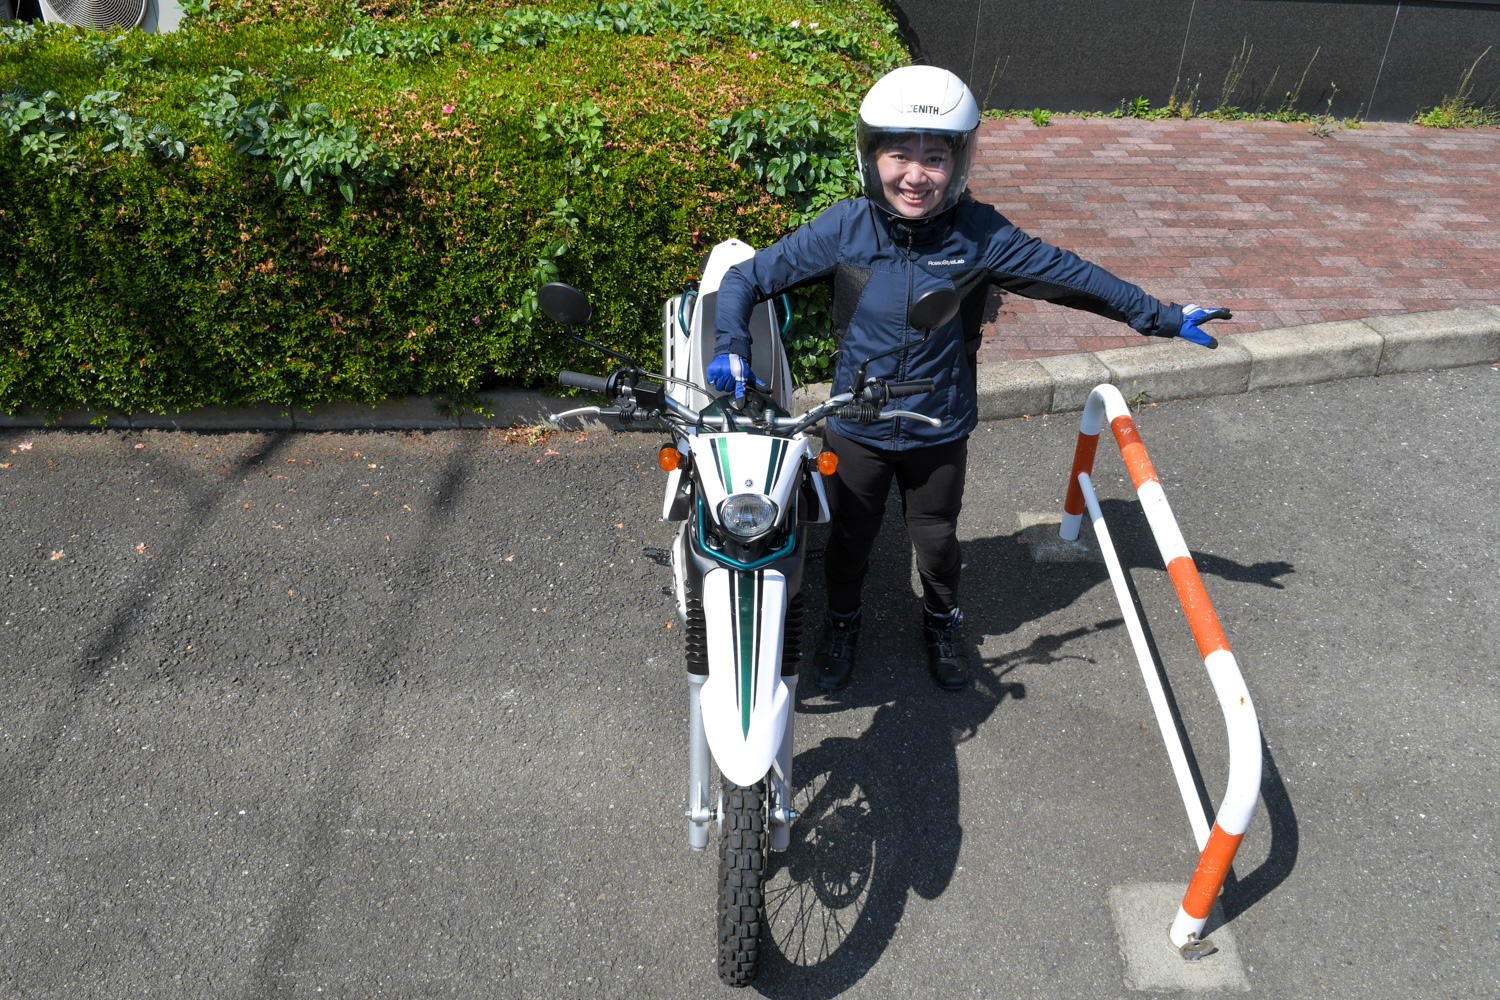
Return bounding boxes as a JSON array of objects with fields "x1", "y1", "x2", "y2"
[{"x1": 856, "y1": 124, "x2": 976, "y2": 221}]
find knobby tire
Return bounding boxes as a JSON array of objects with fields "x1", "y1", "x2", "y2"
[{"x1": 717, "y1": 778, "x2": 768, "y2": 986}]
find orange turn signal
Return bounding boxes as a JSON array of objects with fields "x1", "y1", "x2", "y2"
[
  {"x1": 658, "y1": 446, "x2": 683, "y2": 472},
  {"x1": 816, "y1": 451, "x2": 839, "y2": 476}
]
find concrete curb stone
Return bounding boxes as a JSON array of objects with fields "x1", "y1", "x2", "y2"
[
  {"x1": 129, "y1": 404, "x2": 296, "y2": 432},
  {"x1": 1034, "y1": 353, "x2": 1112, "y2": 412},
  {"x1": 975, "y1": 358, "x2": 1052, "y2": 420},
  {"x1": 2, "y1": 310, "x2": 1496, "y2": 431},
  {"x1": 1232, "y1": 320, "x2": 1384, "y2": 392},
  {"x1": 1365, "y1": 306, "x2": 1500, "y2": 376},
  {"x1": 1094, "y1": 336, "x2": 1252, "y2": 405}
]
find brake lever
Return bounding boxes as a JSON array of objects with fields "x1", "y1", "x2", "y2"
[
  {"x1": 878, "y1": 409, "x2": 941, "y2": 427},
  {"x1": 548, "y1": 405, "x2": 614, "y2": 425}
]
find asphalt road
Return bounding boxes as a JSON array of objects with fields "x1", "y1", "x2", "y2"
[{"x1": 2, "y1": 365, "x2": 1496, "y2": 999}]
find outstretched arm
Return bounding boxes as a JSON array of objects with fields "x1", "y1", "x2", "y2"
[{"x1": 978, "y1": 211, "x2": 1231, "y2": 347}]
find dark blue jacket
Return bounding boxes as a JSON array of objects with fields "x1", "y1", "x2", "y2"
[{"x1": 714, "y1": 196, "x2": 1188, "y2": 449}]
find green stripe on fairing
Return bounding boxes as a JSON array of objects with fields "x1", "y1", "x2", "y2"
[
  {"x1": 737, "y1": 572, "x2": 758, "y2": 738},
  {"x1": 765, "y1": 439, "x2": 785, "y2": 496},
  {"x1": 713, "y1": 439, "x2": 733, "y2": 493}
]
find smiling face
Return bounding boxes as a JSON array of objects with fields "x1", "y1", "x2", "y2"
[{"x1": 873, "y1": 134, "x2": 953, "y2": 219}]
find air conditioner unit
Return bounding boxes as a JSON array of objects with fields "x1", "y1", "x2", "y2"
[{"x1": 38, "y1": 0, "x2": 183, "y2": 31}]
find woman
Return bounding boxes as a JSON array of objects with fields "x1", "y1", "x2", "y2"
[{"x1": 709, "y1": 65, "x2": 1230, "y2": 692}]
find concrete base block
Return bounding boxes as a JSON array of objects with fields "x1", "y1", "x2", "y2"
[
  {"x1": 1234, "y1": 320, "x2": 1383, "y2": 391},
  {"x1": 1017, "y1": 511, "x2": 1102, "y2": 563},
  {"x1": 1365, "y1": 307, "x2": 1500, "y2": 375},
  {"x1": 1095, "y1": 338, "x2": 1251, "y2": 405},
  {"x1": 977, "y1": 358, "x2": 1053, "y2": 419},
  {"x1": 1109, "y1": 883, "x2": 1250, "y2": 992}
]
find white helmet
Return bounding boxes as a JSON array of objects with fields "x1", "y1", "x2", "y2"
[{"x1": 856, "y1": 65, "x2": 980, "y2": 221}]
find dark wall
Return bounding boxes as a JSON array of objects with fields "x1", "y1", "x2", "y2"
[{"x1": 897, "y1": 0, "x2": 1500, "y2": 120}]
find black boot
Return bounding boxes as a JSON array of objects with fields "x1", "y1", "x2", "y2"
[
  {"x1": 814, "y1": 608, "x2": 861, "y2": 691},
  {"x1": 922, "y1": 606, "x2": 970, "y2": 691}
]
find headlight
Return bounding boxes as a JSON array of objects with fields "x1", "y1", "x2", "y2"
[{"x1": 719, "y1": 493, "x2": 779, "y2": 539}]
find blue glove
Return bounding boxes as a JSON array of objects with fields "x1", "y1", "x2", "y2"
[
  {"x1": 706, "y1": 352, "x2": 766, "y2": 398},
  {"x1": 1178, "y1": 304, "x2": 1232, "y2": 349}
]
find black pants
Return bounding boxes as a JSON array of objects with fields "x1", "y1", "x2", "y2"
[{"x1": 822, "y1": 427, "x2": 968, "y2": 617}]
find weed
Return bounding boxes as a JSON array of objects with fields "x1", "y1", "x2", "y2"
[
  {"x1": 177, "y1": 0, "x2": 223, "y2": 25},
  {"x1": 188, "y1": 66, "x2": 396, "y2": 201},
  {"x1": 1264, "y1": 46, "x2": 1327, "y2": 121},
  {"x1": 1214, "y1": 39, "x2": 1253, "y2": 117},
  {"x1": 1414, "y1": 47, "x2": 1498, "y2": 128},
  {"x1": 1029, "y1": 107, "x2": 1051, "y2": 127},
  {"x1": 0, "y1": 86, "x2": 186, "y2": 165},
  {"x1": 980, "y1": 55, "x2": 1009, "y2": 110},
  {"x1": 1307, "y1": 114, "x2": 1336, "y2": 137},
  {"x1": 532, "y1": 99, "x2": 608, "y2": 179},
  {"x1": 711, "y1": 100, "x2": 857, "y2": 221},
  {"x1": 1165, "y1": 76, "x2": 1200, "y2": 119}
]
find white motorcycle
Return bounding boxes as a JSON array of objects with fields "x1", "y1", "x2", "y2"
[{"x1": 544, "y1": 240, "x2": 957, "y2": 986}]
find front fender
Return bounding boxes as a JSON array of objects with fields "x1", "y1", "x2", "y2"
[{"x1": 698, "y1": 566, "x2": 791, "y2": 787}]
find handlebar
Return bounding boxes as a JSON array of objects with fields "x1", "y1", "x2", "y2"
[
  {"x1": 550, "y1": 367, "x2": 943, "y2": 435},
  {"x1": 884, "y1": 379, "x2": 934, "y2": 397},
  {"x1": 558, "y1": 370, "x2": 611, "y2": 394}
]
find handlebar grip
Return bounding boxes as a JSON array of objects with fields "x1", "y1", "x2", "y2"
[
  {"x1": 558, "y1": 370, "x2": 610, "y2": 394},
  {"x1": 883, "y1": 379, "x2": 934, "y2": 398}
]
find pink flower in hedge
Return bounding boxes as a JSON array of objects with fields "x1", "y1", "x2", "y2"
[
  {"x1": 442, "y1": 104, "x2": 456, "y2": 114},
  {"x1": 471, "y1": 316, "x2": 481, "y2": 325},
  {"x1": 748, "y1": 51, "x2": 758, "y2": 60}
]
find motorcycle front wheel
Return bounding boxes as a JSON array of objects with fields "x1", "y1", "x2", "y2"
[{"x1": 716, "y1": 778, "x2": 768, "y2": 986}]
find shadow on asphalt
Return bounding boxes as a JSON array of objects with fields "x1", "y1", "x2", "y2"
[
  {"x1": 1078, "y1": 505, "x2": 1302, "y2": 942},
  {"x1": 1217, "y1": 737, "x2": 1300, "y2": 931},
  {"x1": 755, "y1": 641, "x2": 1029, "y2": 999},
  {"x1": 749, "y1": 498, "x2": 1299, "y2": 995},
  {"x1": 0, "y1": 430, "x2": 294, "y2": 844},
  {"x1": 244, "y1": 434, "x2": 481, "y2": 999}
]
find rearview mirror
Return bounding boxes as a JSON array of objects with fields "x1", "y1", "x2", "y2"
[
  {"x1": 538, "y1": 282, "x2": 640, "y2": 368},
  {"x1": 538, "y1": 282, "x2": 592, "y2": 327},
  {"x1": 907, "y1": 287, "x2": 960, "y2": 333}
]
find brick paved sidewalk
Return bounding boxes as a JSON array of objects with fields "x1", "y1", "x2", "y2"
[{"x1": 968, "y1": 118, "x2": 1500, "y2": 362}]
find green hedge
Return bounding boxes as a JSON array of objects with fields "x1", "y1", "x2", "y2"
[{"x1": 0, "y1": 1, "x2": 902, "y2": 416}]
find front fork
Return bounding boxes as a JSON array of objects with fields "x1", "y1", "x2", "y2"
[
  {"x1": 686, "y1": 673, "x2": 713, "y2": 850},
  {"x1": 685, "y1": 673, "x2": 799, "y2": 851}
]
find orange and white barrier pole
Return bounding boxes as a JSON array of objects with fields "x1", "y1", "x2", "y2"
[{"x1": 1061, "y1": 383, "x2": 1262, "y2": 955}]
